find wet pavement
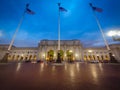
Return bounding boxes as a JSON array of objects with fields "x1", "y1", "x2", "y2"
[{"x1": 0, "y1": 62, "x2": 120, "y2": 90}]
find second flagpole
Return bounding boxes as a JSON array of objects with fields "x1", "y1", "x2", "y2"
[
  {"x1": 92, "y1": 11, "x2": 110, "y2": 51},
  {"x1": 90, "y1": 3, "x2": 117, "y2": 63}
]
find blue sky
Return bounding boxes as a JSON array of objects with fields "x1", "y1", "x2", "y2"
[{"x1": 0, "y1": 0, "x2": 120, "y2": 47}]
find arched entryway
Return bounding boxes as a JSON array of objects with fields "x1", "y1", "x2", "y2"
[
  {"x1": 59, "y1": 50, "x2": 64, "y2": 61},
  {"x1": 47, "y1": 50, "x2": 54, "y2": 62},
  {"x1": 29, "y1": 55, "x2": 32, "y2": 61},
  {"x1": 33, "y1": 55, "x2": 37, "y2": 60},
  {"x1": 20, "y1": 56, "x2": 24, "y2": 61},
  {"x1": 16, "y1": 55, "x2": 20, "y2": 61},
  {"x1": 66, "y1": 50, "x2": 74, "y2": 62}
]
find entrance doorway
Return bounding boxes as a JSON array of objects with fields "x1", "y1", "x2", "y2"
[
  {"x1": 66, "y1": 50, "x2": 74, "y2": 62},
  {"x1": 47, "y1": 50, "x2": 54, "y2": 62}
]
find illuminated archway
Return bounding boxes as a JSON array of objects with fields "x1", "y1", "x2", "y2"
[
  {"x1": 97, "y1": 56, "x2": 100, "y2": 60},
  {"x1": 12, "y1": 55, "x2": 15, "y2": 60},
  {"x1": 84, "y1": 55, "x2": 87, "y2": 61},
  {"x1": 29, "y1": 55, "x2": 32, "y2": 61},
  {"x1": 33, "y1": 55, "x2": 37, "y2": 60},
  {"x1": 20, "y1": 56, "x2": 24, "y2": 61},
  {"x1": 47, "y1": 50, "x2": 54, "y2": 62},
  {"x1": 105, "y1": 55, "x2": 109, "y2": 60},
  {"x1": 93, "y1": 55, "x2": 95, "y2": 60},
  {"x1": 16, "y1": 55, "x2": 19, "y2": 61},
  {"x1": 66, "y1": 50, "x2": 73, "y2": 62},
  {"x1": 59, "y1": 50, "x2": 64, "y2": 61},
  {"x1": 101, "y1": 55, "x2": 104, "y2": 60},
  {"x1": 8, "y1": 55, "x2": 11, "y2": 61}
]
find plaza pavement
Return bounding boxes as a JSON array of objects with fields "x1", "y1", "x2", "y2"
[{"x1": 0, "y1": 62, "x2": 120, "y2": 90}]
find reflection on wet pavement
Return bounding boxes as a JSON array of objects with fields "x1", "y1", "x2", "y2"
[{"x1": 0, "y1": 62, "x2": 120, "y2": 90}]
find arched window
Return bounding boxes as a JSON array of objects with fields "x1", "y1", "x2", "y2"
[
  {"x1": 34, "y1": 55, "x2": 37, "y2": 60},
  {"x1": 101, "y1": 55, "x2": 104, "y2": 60},
  {"x1": 84, "y1": 55, "x2": 87, "y2": 61},
  {"x1": 93, "y1": 55, "x2": 95, "y2": 60}
]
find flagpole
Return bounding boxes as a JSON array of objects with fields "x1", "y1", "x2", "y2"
[
  {"x1": 1, "y1": 11, "x2": 26, "y2": 63},
  {"x1": 58, "y1": 3, "x2": 60, "y2": 51},
  {"x1": 8, "y1": 12, "x2": 25, "y2": 51},
  {"x1": 56, "y1": 3, "x2": 61, "y2": 63},
  {"x1": 1, "y1": 4, "x2": 36, "y2": 63},
  {"x1": 8, "y1": 3, "x2": 34, "y2": 51},
  {"x1": 90, "y1": 3, "x2": 118, "y2": 63},
  {"x1": 92, "y1": 11, "x2": 110, "y2": 50}
]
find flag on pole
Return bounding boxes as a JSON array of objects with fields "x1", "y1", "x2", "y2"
[
  {"x1": 26, "y1": 8, "x2": 35, "y2": 14},
  {"x1": 26, "y1": 3, "x2": 35, "y2": 14},
  {"x1": 59, "y1": 7, "x2": 67, "y2": 12},
  {"x1": 89, "y1": 3, "x2": 103, "y2": 12}
]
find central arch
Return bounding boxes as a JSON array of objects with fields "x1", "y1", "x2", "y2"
[
  {"x1": 66, "y1": 50, "x2": 74, "y2": 62},
  {"x1": 59, "y1": 50, "x2": 64, "y2": 61}
]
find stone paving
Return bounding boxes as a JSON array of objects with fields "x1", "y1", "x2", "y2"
[{"x1": 0, "y1": 62, "x2": 120, "y2": 90}]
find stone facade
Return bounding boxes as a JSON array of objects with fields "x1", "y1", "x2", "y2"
[{"x1": 0, "y1": 40, "x2": 120, "y2": 62}]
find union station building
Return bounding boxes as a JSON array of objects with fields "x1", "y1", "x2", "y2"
[{"x1": 0, "y1": 40, "x2": 120, "y2": 62}]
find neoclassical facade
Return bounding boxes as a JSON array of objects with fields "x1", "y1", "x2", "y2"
[{"x1": 0, "y1": 39, "x2": 120, "y2": 62}]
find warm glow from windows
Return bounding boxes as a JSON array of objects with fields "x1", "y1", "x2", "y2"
[
  {"x1": 75, "y1": 54, "x2": 78, "y2": 57},
  {"x1": 21, "y1": 54, "x2": 24, "y2": 57},
  {"x1": 88, "y1": 50, "x2": 92, "y2": 53},
  {"x1": 43, "y1": 53, "x2": 45, "y2": 57},
  {"x1": 64, "y1": 54, "x2": 66, "y2": 57},
  {"x1": 69, "y1": 50, "x2": 72, "y2": 52}
]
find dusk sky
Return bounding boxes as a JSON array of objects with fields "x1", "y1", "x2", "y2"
[{"x1": 0, "y1": 0, "x2": 120, "y2": 47}]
